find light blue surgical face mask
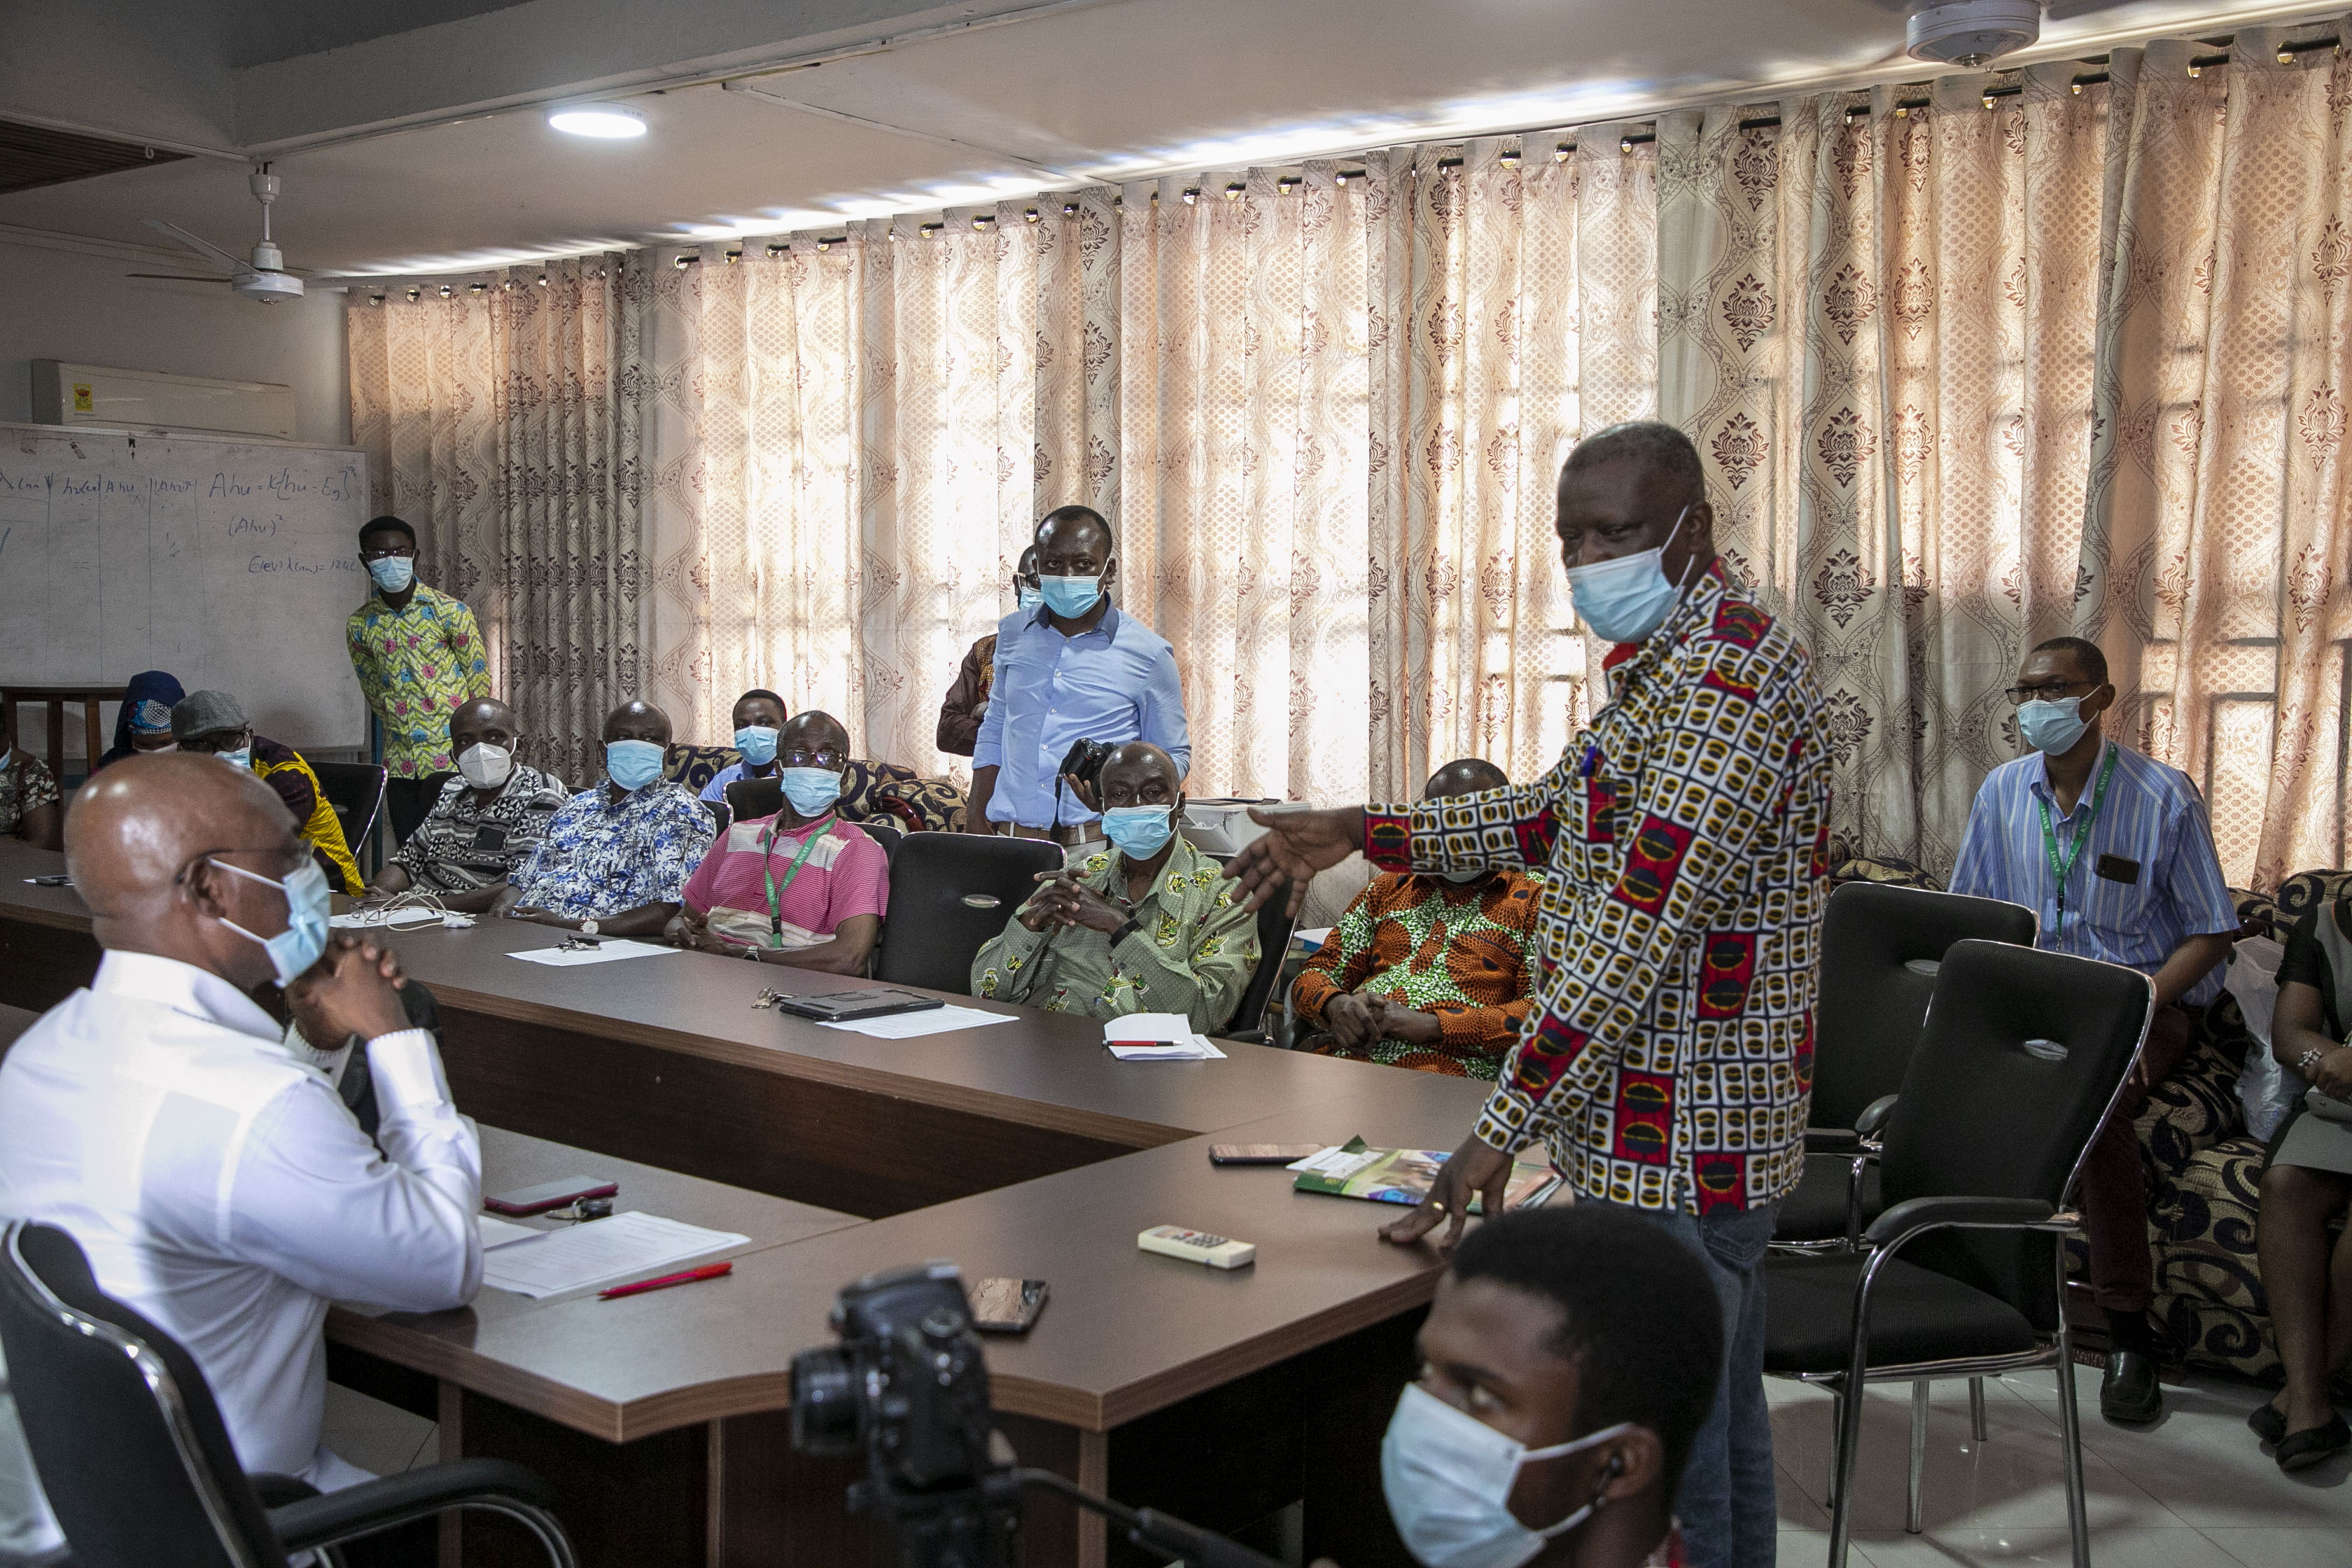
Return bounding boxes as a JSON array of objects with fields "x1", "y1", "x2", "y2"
[
  {"x1": 778, "y1": 766, "x2": 844, "y2": 817},
  {"x1": 1040, "y1": 573, "x2": 1105, "y2": 618},
  {"x1": 1382, "y1": 1382, "x2": 1632, "y2": 1568},
  {"x1": 211, "y1": 858, "x2": 332, "y2": 988},
  {"x1": 1102, "y1": 804, "x2": 1175, "y2": 860},
  {"x1": 734, "y1": 725, "x2": 780, "y2": 766},
  {"x1": 606, "y1": 738, "x2": 665, "y2": 792},
  {"x1": 367, "y1": 556, "x2": 415, "y2": 594},
  {"x1": 1016, "y1": 583, "x2": 1044, "y2": 612},
  {"x1": 1565, "y1": 505, "x2": 1694, "y2": 645},
  {"x1": 2017, "y1": 695, "x2": 2092, "y2": 756},
  {"x1": 218, "y1": 746, "x2": 253, "y2": 771}
]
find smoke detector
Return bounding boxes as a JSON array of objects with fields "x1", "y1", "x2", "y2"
[{"x1": 1907, "y1": 0, "x2": 2042, "y2": 68}]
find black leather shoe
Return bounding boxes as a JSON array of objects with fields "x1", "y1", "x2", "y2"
[
  {"x1": 2100, "y1": 1350, "x2": 2164, "y2": 1422},
  {"x1": 2250, "y1": 1399, "x2": 2289, "y2": 1446},
  {"x1": 2277, "y1": 1414, "x2": 2351, "y2": 1472}
]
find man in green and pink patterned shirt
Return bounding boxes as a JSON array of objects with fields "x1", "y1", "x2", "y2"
[{"x1": 346, "y1": 514, "x2": 490, "y2": 845}]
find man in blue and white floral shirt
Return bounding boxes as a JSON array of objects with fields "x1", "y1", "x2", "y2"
[{"x1": 497, "y1": 699, "x2": 713, "y2": 938}]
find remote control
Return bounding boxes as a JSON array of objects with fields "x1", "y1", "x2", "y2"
[{"x1": 1138, "y1": 1225, "x2": 1256, "y2": 1269}]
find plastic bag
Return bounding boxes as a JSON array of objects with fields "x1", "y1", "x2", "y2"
[{"x1": 2230, "y1": 935, "x2": 2296, "y2": 1141}]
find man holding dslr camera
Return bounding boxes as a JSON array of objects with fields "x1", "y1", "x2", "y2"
[{"x1": 967, "y1": 506, "x2": 1189, "y2": 844}]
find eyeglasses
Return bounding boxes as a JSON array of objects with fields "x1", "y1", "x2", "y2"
[
  {"x1": 181, "y1": 729, "x2": 253, "y2": 755},
  {"x1": 360, "y1": 544, "x2": 416, "y2": 561},
  {"x1": 2003, "y1": 680, "x2": 2093, "y2": 705},
  {"x1": 780, "y1": 748, "x2": 846, "y2": 769}
]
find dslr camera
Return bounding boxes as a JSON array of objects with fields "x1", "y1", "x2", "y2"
[
  {"x1": 1058, "y1": 737, "x2": 1115, "y2": 797},
  {"x1": 790, "y1": 1261, "x2": 1016, "y2": 1564}
]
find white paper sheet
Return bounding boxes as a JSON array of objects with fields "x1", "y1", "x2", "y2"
[
  {"x1": 1289, "y1": 1144, "x2": 1384, "y2": 1178},
  {"x1": 818, "y1": 1004, "x2": 1021, "y2": 1040},
  {"x1": 1103, "y1": 1016, "x2": 1227, "y2": 1060},
  {"x1": 507, "y1": 939, "x2": 680, "y2": 967},
  {"x1": 1294, "y1": 927, "x2": 1334, "y2": 950},
  {"x1": 479, "y1": 1211, "x2": 749, "y2": 1298},
  {"x1": 477, "y1": 1214, "x2": 543, "y2": 1250}
]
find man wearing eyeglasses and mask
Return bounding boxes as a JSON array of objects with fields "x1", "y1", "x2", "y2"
[
  {"x1": 361, "y1": 698, "x2": 568, "y2": 912},
  {"x1": 967, "y1": 507, "x2": 1189, "y2": 843},
  {"x1": 0, "y1": 755, "x2": 479, "y2": 1562},
  {"x1": 1949, "y1": 635, "x2": 2237, "y2": 1424},
  {"x1": 972, "y1": 741, "x2": 1256, "y2": 1033},
  {"x1": 346, "y1": 514, "x2": 491, "y2": 846},
  {"x1": 1230, "y1": 422, "x2": 1830, "y2": 1568},
  {"x1": 673, "y1": 712, "x2": 889, "y2": 974}
]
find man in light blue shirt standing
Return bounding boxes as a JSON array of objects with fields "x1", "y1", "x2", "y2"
[
  {"x1": 1949, "y1": 635, "x2": 2239, "y2": 1425},
  {"x1": 967, "y1": 506, "x2": 1189, "y2": 842}
]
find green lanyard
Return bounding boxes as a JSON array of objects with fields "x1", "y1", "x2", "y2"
[
  {"x1": 2035, "y1": 743, "x2": 2120, "y2": 930},
  {"x1": 760, "y1": 816, "x2": 834, "y2": 948}
]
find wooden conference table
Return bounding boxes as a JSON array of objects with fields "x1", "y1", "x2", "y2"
[{"x1": 0, "y1": 839, "x2": 1497, "y2": 1567}]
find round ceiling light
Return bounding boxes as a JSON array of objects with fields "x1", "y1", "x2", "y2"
[{"x1": 547, "y1": 104, "x2": 647, "y2": 139}]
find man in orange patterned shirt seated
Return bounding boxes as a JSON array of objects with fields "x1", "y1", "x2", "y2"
[{"x1": 1290, "y1": 758, "x2": 1541, "y2": 1079}]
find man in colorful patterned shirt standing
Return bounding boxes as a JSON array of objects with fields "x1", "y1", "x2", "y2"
[
  {"x1": 1291, "y1": 757, "x2": 1541, "y2": 1080},
  {"x1": 1232, "y1": 422, "x2": 1830, "y2": 1568},
  {"x1": 346, "y1": 515, "x2": 491, "y2": 846}
]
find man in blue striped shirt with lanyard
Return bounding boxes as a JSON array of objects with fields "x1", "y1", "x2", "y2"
[{"x1": 1949, "y1": 635, "x2": 2239, "y2": 1424}]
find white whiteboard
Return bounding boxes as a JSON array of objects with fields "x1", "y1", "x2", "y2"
[{"x1": 0, "y1": 422, "x2": 370, "y2": 754}]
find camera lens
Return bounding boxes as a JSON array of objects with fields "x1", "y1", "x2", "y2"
[{"x1": 788, "y1": 1346, "x2": 862, "y2": 1454}]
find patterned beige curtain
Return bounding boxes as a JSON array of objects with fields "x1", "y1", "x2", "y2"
[
  {"x1": 2088, "y1": 30, "x2": 2352, "y2": 888},
  {"x1": 1378, "y1": 134, "x2": 1657, "y2": 798},
  {"x1": 1662, "y1": 71, "x2": 2114, "y2": 872},
  {"x1": 1662, "y1": 26, "x2": 2352, "y2": 886},
  {"x1": 1114, "y1": 167, "x2": 1382, "y2": 803},
  {"x1": 346, "y1": 254, "x2": 649, "y2": 785}
]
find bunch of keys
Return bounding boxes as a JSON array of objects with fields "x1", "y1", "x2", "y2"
[
  {"x1": 544, "y1": 1196, "x2": 614, "y2": 1224},
  {"x1": 556, "y1": 933, "x2": 603, "y2": 952},
  {"x1": 751, "y1": 988, "x2": 793, "y2": 1010}
]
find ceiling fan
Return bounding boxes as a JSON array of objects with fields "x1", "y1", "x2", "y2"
[{"x1": 125, "y1": 165, "x2": 306, "y2": 302}]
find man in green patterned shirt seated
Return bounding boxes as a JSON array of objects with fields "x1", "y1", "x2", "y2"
[{"x1": 970, "y1": 741, "x2": 1258, "y2": 1033}]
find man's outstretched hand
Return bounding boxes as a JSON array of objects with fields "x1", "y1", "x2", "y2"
[
  {"x1": 1224, "y1": 806, "x2": 1366, "y2": 916},
  {"x1": 1378, "y1": 1134, "x2": 1513, "y2": 1252}
]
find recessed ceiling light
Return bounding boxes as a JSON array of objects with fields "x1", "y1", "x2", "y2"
[{"x1": 547, "y1": 104, "x2": 646, "y2": 139}]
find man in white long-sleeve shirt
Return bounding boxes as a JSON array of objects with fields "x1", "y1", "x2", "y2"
[{"x1": 0, "y1": 752, "x2": 482, "y2": 1560}]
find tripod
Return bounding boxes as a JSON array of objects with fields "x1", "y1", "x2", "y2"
[{"x1": 851, "y1": 1464, "x2": 1285, "y2": 1568}]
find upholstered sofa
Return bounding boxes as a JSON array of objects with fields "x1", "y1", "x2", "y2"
[{"x1": 661, "y1": 744, "x2": 968, "y2": 833}]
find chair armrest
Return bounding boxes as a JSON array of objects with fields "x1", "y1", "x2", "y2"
[
  {"x1": 1224, "y1": 1029, "x2": 1268, "y2": 1046},
  {"x1": 1863, "y1": 1196, "x2": 2056, "y2": 1250},
  {"x1": 1803, "y1": 1126, "x2": 1863, "y2": 1154},
  {"x1": 270, "y1": 1458, "x2": 561, "y2": 1554},
  {"x1": 1851, "y1": 1095, "x2": 1899, "y2": 1140},
  {"x1": 248, "y1": 1472, "x2": 319, "y2": 1507}
]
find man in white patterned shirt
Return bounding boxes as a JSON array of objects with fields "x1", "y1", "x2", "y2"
[{"x1": 0, "y1": 755, "x2": 479, "y2": 1560}]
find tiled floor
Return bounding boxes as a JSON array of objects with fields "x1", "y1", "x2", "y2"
[
  {"x1": 323, "y1": 1367, "x2": 2351, "y2": 1566},
  {"x1": 1770, "y1": 1367, "x2": 2352, "y2": 1567}
]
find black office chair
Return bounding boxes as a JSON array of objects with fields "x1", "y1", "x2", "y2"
[
  {"x1": 1777, "y1": 883, "x2": 2037, "y2": 1252},
  {"x1": 724, "y1": 775, "x2": 783, "y2": 825},
  {"x1": 1222, "y1": 880, "x2": 1296, "y2": 1040},
  {"x1": 872, "y1": 832, "x2": 1063, "y2": 993},
  {"x1": 859, "y1": 820, "x2": 905, "y2": 860},
  {"x1": 311, "y1": 762, "x2": 388, "y2": 873},
  {"x1": 703, "y1": 799, "x2": 732, "y2": 834},
  {"x1": 1763, "y1": 940, "x2": 2151, "y2": 1568},
  {"x1": 0, "y1": 1221, "x2": 576, "y2": 1568}
]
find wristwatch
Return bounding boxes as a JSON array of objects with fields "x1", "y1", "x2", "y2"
[
  {"x1": 742, "y1": 944, "x2": 762, "y2": 961},
  {"x1": 580, "y1": 919, "x2": 600, "y2": 937},
  {"x1": 2299, "y1": 1046, "x2": 2331, "y2": 1077}
]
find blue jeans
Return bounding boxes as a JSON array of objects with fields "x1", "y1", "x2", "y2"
[{"x1": 1582, "y1": 1195, "x2": 1780, "y2": 1568}]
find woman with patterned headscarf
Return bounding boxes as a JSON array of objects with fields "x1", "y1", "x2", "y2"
[{"x1": 94, "y1": 670, "x2": 185, "y2": 772}]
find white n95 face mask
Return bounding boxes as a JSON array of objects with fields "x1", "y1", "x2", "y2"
[
  {"x1": 1382, "y1": 1382, "x2": 1631, "y2": 1568},
  {"x1": 458, "y1": 742, "x2": 514, "y2": 791}
]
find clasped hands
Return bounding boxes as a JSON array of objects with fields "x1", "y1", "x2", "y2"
[
  {"x1": 1320, "y1": 990, "x2": 1445, "y2": 1048},
  {"x1": 285, "y1": 932, "x2": 412, "y2": 1046},
  {"x1": 1017, "y1": 871, "x2": 1129, "y2": 935}
]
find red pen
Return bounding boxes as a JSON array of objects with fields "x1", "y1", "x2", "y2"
[{"x1": 598, "y1": 1261, "x2": 733, "y2": 1299}]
